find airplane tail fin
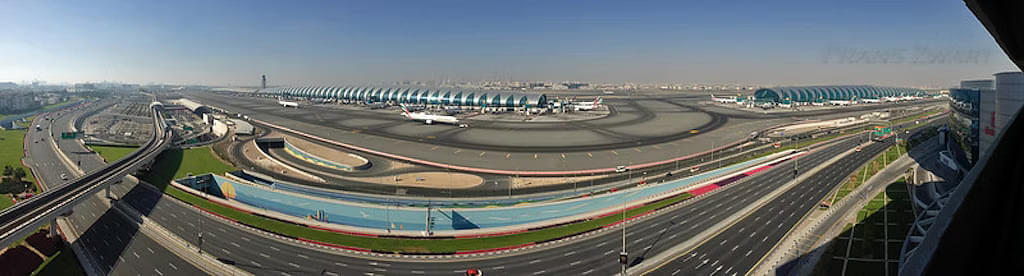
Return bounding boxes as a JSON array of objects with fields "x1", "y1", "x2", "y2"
[{"x1": 593, "y1": 97, "x2": 602, "y2": 107}]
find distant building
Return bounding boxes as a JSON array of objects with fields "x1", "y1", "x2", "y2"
[
  {"x1": 0, "y1": 82, "x2": 16, "y2": 89},
  {"x1": 261, "y1": 75, "x2": 267, "y2": 89},
  {"x1": 260, "y1": 86, "x2": 548, "y2": 108},
  {"x1": 753, "y1": 85, "x2": 927, "y2": 104},
  {"x1": 0, "y1": 92, "x2": 40, "y2": 113}
]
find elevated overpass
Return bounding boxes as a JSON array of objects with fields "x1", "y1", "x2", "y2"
[{"x1": 0, "y1": 104, "x2": 172, "y2": 248}]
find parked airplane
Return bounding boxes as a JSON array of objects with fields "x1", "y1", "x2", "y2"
[
  {"x1": 573, "y1": 97, "x2": 603, "y2": 111},
  {"x1": 278, "y1": 101, "x2": 299, "y2": 108},
  {"x1": 711, "y1": 94, "x2": 738, "y2": 104},
  {"x1": 401, "y1": 105, "x2": 459, "y2": 125},
  {"x1": 860, "y1": 98, "x2": 881, "y2": 103},
  {"x1": 828, "y1": 99, "x2": 855, "y2": 106}
]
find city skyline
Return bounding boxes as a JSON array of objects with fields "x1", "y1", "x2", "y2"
[{"x1": 1, "y1": 0, "x2": 1018, "y2": 88}]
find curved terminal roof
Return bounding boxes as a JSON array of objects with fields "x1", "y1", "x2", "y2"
[
  {"x1": 260, "y1": 86, "x2": 548, "y2": 108},
  {"x1": 754, "y1": 85, "x2": 927, "y2": 103}
]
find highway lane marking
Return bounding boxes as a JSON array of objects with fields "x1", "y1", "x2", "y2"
[
  {"x1": 561, "y1": 153, "x2": 566, "y2": 159},
  {"x1": 731, "y1": 245, "x2": 739, "y2": 251},
  {"x1": 454, "y1": 149, "x2": 462, "y2": 154},
  {"x1": 118, "y1": 256, "x2": 125, "y2": 263},
  {"x1": 324, "y1": 272, "x2": 338, "y2": 276},
  {"x1": 368, "y1": 262, "x2": 389, "y2": 267},
  {"x1": 168, "y1": 263, "x2": 177, "y2": 270},
  {"x1": 288, "y1": 262, "x2": 300, "y2": 268},
  {"x1": 583, "y1": 269, "x2": 595, "y2": 275},
  {"x1": 611, "y1": 150, "x2": 619, "y2": 155},
  {"x1": 221, "y1": 248, "x2": 231, "y2": 255},
  {"x1": 259, "y1": 253, "x2": 270, "y2": 258},
  {"x1": 373, "y1": 268, "x2": 387, "y2": 272},
  {"x1": 154, "y1": 268, "x2": 163, "y2": 276},
  {"x1": 570, "y1": 260, "x2": 582, "y2": 266},
  {"x1": 534, "y1": 153, "x2": 538, "y2": 159},
  {"x1": 529, "y1": 259, "x2": 542, "y2": 264},
  {"x1": 634, "y1": 148, "x2": 643, "y2": 153},
  {"x1": 596, "y1": 241, "x2": 607, "y2": 247},
  {"x1": 479, "y1": 152, "x2": 486, "y2": 157},
  {"x1": 250, "y1": 260, "x2": 262, "y2": 267},
  {"x1": 147, "y1": 247, "x2": 154, "y2": 254},
  {"x1": 604, "y1": 250, "x2": 615, "y2": 255},
  {"x1": 533, "y1": 270, "x2": 546, "y2": 275},
  {"x1": 297, "y1": 254, "x2": 309, "y2": 259},
  {"x1": 231, "y1": 242, "x2": 241, "y2": 248},
  {"x1": 746, "y1": 250, "x2": 753, "y2": 256},
  {"x1": 669, "y1": 234, "x2": 678, "y2": 240},
  {"x1": 269, "y1": 246, "x2": 280, "y2": 251},
  {"x1": 410, "y1": 271, "x2": 424, "y2": 274},
  {"x1": 492, "y1": 266, "x2": 504, "y2": 270},
  {"x1": 334, "y1": 262, "x2": 348, "y2": 266},
  {"x1": 506, "y1": 153, "x2": 511, "y2": 159},
  {"x1": 133, "y1": 251, "x2": 140, "y2": 258},
  {"x1": 430, "y1": 146, "x2": 439, "y2": 151},
  {"x1": 672, "y1": 269, "x2": 681, "y2": 275},
  {"x1": 564, "y1": 251, "x2": 576, "y2": 256}
]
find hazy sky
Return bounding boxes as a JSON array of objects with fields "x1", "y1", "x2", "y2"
[{"x1": 1, "y1": 0, "x2": 1018, "y2": 87}]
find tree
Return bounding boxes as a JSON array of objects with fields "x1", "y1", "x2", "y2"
[
  {"x1": 2, "y1": 165, "x2": 12, "y2": 176},
  {"x1": 13, "y1": 168, "x2": 26, "y2": 180}
]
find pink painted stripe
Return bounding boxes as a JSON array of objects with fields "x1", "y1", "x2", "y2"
[{"x1": 688, "y1": 184, "x2": 721, "y2": 196}]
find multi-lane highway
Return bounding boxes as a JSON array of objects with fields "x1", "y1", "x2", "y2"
[
  {"x1": 23, "y1": 101, "x2": 206, "y2": 275},
  {"x1": 645, "y1": 138, "x2": 897, "y2": 275},
  {"x1": 114, "y1": 129, "x2": 866, "y2": 275}
]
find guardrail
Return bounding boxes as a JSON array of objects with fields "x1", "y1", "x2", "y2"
[{"x1": 0, "y1": 106, "x2": 172, "y2": 248}]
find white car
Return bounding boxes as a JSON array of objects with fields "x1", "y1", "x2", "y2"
[
  {"x1": 60, "y1": 173, "x2": 68, "y2": 180},
  {"x1": 615, "y1": 166, "x2": 628, "y2": 173}
]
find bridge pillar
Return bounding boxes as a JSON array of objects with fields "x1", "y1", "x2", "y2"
[
  {"x1": 105, "y1": 182, "x2": 111, "y2": 199},
  {"x1": 48, "y1": 218, "x2": 58, "y2": 238}
]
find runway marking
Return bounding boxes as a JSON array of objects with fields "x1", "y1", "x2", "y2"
[
  {"x1": 611, "y1": 150, "x2": 619, "y2": 155},
  {"x1": 454, "y1": 149, "x2": 462, "y2": 154},
  {"x1": 505, "y1": 153, "x2": 511, "y2": 159},
  {"x1": 479, "y1": 152, "x2": 486, "y2": 157},
  {"x1": 561, "y1": 153, "x2": 566, "y2": 160},
  {"x1": 587, "y1": 152, "x2": 593, "y2": 158},
  {"x1": 633, "y1": 148, "x2": 643, "y2": 153}
]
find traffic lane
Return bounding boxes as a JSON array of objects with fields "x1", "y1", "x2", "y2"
[
  {"x1": 659, "y1": 140, "x2": 892, "y2": 275},
  {"x1": 682, "y1": 143, "x2": 884, "y2": 275},
  {"x1": 110, "y1": 135, "x2": 858, "y2": 276},
  {"x1": 30, "y1": 107, "x2": 205, "y2": 276}
]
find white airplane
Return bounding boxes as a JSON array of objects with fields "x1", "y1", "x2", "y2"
[
  {"x1": 573, "y1": 97, "x2": 603, "y2": 111},
  {"x1": 278, "y1": 101, "x2": 299, "y2": 108},
  {"x1": 828, "y1": 99, "x2": 855, "y2": 106},
  {"x1": 401, "y1": 105, "x2": 459, "y2": 125},
  {"x1": 860, "y1": 98, "x2": 881, "y2": 103},
  {"x1": 711, "y1": 94, "x2": 737, "y2": 104},
  {"x1": 883, "y1": 96, "x2": 901, "y2": 102},
  {"x1": 899, "y1": 96, "x2": 919, "y2": 101}
]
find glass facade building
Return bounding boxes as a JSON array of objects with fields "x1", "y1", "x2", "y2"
[
  {"x1": 259, "y1": 86, "x2": 548, "y2": 108},
  {"x1": 753, "y1": 85, "x2": 927, "y2": 103},
  {"x1": 948, "y1": 88, "x2": 980, "y2": 167}
]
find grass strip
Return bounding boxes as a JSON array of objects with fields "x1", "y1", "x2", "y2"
[{"x1": 86, "y1": 145, "x2": 138, "y2": 163}]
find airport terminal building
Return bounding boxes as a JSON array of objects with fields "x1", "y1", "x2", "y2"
[
  {"x1": 753, "y1": 85, "x2": 927, "y2": 104},
  {"x1": 259, "y1": 86, "x2": 548, "y2": 108}
]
